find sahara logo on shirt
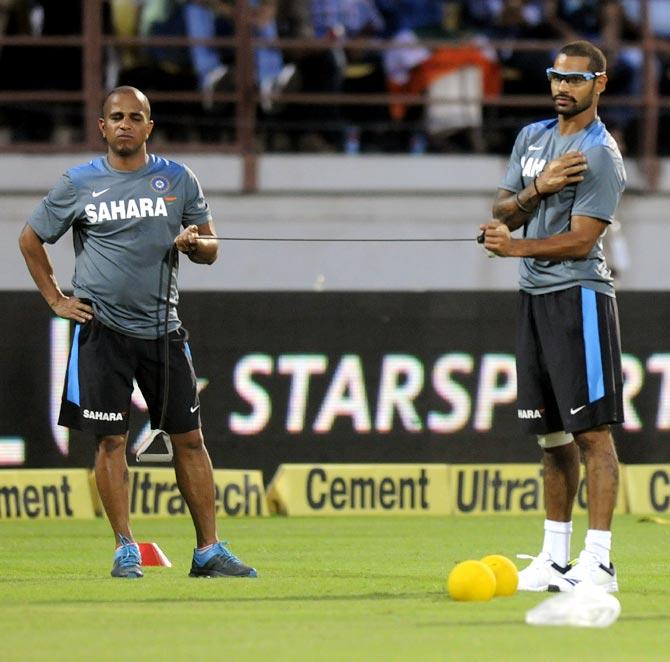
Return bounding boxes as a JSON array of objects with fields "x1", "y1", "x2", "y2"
[
  {"x1": 83, "y1": 197, "x2": 168, "y2": 223},
  {"x1": 520, "y1": 155, "x2": 547, "y2": 178}
]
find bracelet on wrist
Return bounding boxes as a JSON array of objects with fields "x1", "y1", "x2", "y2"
[
  {"x1": 514, "y1": 191, "x2": 532, "y2": 214},
  {"x1": 533, "y1": 176, "x2": 543, "y2": 198}
]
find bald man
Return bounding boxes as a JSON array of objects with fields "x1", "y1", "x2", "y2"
[{"x1": 19, "y1": 87, "x2": 257, "y2": 579}]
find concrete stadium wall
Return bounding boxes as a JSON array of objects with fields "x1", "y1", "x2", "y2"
[{"x1": 1, "y1": 154, "x2": 668, "y2": 291}]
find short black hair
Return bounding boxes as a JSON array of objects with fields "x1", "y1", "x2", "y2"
[
  {"x1": 101, "y1": 86, "x2": 152, "y2": 118},
  {"x1": 558, "y1": 41, "x2": 607, "y2": 73}
]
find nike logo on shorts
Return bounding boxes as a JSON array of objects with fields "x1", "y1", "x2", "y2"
[
  {"x1": 92, "y1": 187, "x2": 111, "y2": 197},
  {"x1": 570, "y1": 405, "x2": 587, "y2": 415},
  {"x1": 190, "y1": 404, "x2": 200, "y2": 413}
]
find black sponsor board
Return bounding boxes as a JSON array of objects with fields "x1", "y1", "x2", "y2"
[{"x1": 2, "y1": 291, "x2": 669, "y2": 481}]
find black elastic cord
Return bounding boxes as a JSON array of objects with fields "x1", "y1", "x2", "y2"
[
  {"x1": 201, "y1": 236, "x2": 479, "y2": 243},
  {"x1": 156, "y1": 232, "x2": 481, "y2": 423},
  {"x1": 159, "y1": 244, "x2": 178, "y2": 431}
]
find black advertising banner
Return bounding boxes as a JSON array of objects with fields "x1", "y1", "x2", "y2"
[{"x1": 2, "y1": 292, "x2": 669, "y2": 480}]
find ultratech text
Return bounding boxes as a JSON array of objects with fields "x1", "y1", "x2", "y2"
[{"x1": 129, "y1": 472, "x2": 263, "y2": 516}]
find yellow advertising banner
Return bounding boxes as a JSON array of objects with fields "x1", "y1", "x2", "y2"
[
  {"x1": 266, "y1": 464, "x2": 450, "y2": 516},
  {"x1": 0, "y1": 469, "x2": 95, "y2": 520},
  {"x1": 624, "y1": 464, "x2": 670, "y2": 514},
  {"x1": 450, "y1": 464, "x2": 628, "y2": 515},
  {"x1": 90, "y1": 468, "x2": 268, "y2": 518}
]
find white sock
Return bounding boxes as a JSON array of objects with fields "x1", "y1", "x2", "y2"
[
  {"x1": 585, "y1": 529, "x2": 612, "y2": 567},
  {"x1": 541, "y1": 519, "x2": 572, "y2": 567}
]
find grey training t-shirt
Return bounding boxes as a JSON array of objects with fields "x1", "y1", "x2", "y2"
[
  {"x1": 499, "y1": 117, "x2": 626, "y2": 296},
  {"x1": 28, "y1": 154, "x2": 212, "y2": 338}
]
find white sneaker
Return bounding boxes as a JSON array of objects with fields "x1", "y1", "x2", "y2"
[
  {"x1": 548, "y1": 550, "x2": 618, "y2": 593},
  {"x1": 517, "y1": 552, "x2": 570, "y2": 592}
]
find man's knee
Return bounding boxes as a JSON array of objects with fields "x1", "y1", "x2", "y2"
[
  {"x1": 573, "y1": 425, "x2": 614, "y2": 450},
  {"x1": 171, "y1": 429, "x2": 204, "y2": 452},
  {"x1": 537, "y1": 431, "x2": 573, "y2": 449},
  {"x1": 96, "y1": 434, "x2": 127, "y2": 454}
]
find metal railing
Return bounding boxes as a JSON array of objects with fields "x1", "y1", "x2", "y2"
[{"x1": 0, "y1": 0, "x2": 666, "y2": 191}]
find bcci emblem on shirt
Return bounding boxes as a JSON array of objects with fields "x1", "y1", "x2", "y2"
[{"x1": 150, "y1": 175, "x2": 170, "y2": 193}]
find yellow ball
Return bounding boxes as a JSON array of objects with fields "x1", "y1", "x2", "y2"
[
  {"x1": 446, "y1": 560, "x2": 497, "y2": 602},
  {"x1": 480, "y1": 554, "x2": 519, "y2": 596}
]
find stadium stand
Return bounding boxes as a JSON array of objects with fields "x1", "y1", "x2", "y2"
[{"x1": 0, "y1": 0, "x2": 667, "y2": 190}]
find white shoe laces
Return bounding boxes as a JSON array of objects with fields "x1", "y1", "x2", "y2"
[{"x1": 517, "y1": 552, "x2": 550, "y2": 566}]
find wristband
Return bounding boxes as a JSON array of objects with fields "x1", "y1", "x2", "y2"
[
  {"x1": 533, "y1": 176, "x2": 543, "y2": 198},
  {"x1": 514, "y1": 191, "x2": 532, "y2": 214}
]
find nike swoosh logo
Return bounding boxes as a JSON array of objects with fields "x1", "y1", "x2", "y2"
[
  {"x1": 190, "y1": 404, "x2": 200, "y2": 413},
  {"x1": 570, "y1": 405, "x2": 587, "y2": 415},
  {"x1": 528, "y1": 145, "x2": 543, "y2": 151},
  {"x1": 92, "y1": 187, "x2": 111, "y2": 198}
]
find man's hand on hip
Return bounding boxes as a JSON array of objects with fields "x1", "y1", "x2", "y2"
[{"x1": 51, "y1": 297, "x2": 94, "y2": 323}]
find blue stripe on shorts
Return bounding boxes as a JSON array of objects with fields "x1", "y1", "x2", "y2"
[
  {"x1": 66, "y1": 324, "x2": 81, "y2": 405},
  {"x1": 581, "y1": 287, "x2": 604, "y2": 402}
]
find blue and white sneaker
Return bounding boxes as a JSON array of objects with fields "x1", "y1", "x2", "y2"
[
  {"x1": 189, "y1": 541, "x2": 257, "y2": 578},
  {"x1": 548, "y1": 550, "x2": 618, "y2": 593},
  {"x1": 111, "y1": 535, "x2": 143, "y2": 579}
]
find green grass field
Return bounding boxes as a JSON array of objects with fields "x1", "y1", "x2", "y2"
[{"x1": 1, "y1": 514, "x2": 668, "y2": 661}]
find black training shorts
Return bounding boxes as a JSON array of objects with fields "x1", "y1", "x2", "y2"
[
  {"x1": 58, "y1": 318, "x2": 201, "y2": 435},
  {"x1": 515, "y1": 286, "x2": 623, "y2": 435}
]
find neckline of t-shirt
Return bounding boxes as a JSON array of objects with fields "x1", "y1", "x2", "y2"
[
  {"x1": 102, "y1": 154, "x2": 156, "y2": 175},
  {"x1": 554, "y1": 117, "x2": 600, "y2": 142}
]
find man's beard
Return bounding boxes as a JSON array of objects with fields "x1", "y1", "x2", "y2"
[
  {"x1": 553, "y1": 91, "x2": 594, "y2": 118},
  {"x1": 111, "y1": 140, "x2": 141, "y2": 157}
]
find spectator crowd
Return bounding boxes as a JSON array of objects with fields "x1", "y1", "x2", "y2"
[{"x1": 1, "y1": 0, "x2": 669, "y2": 155}]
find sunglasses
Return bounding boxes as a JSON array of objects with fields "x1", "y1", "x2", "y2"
[{"x1": 546, "y1": 68, "x2": 605, "y2": 85}]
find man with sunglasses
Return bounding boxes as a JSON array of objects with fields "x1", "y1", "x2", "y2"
[{"x1": 480, "y1": 41, "x2": 625, "y2": 593}]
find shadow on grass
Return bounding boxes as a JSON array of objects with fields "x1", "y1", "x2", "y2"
[
  {"x1": 28, "y1": 591, "x2": 444, "y2": 606},
  {"x1": 0, "y1": 571, "x2": 447, "y2": 584}
]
